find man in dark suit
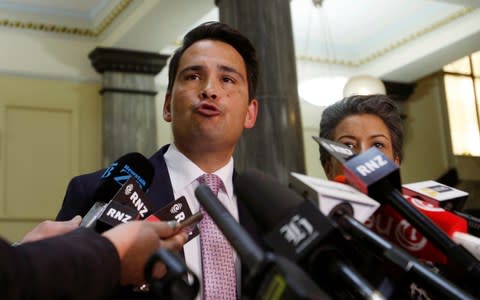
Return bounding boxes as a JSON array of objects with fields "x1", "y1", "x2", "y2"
[{"x1": 57, "y1": 21, "x2": 261, "y2": 299}]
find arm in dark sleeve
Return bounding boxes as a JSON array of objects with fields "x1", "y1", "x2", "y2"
[{"x1": 0, "y1": 228, "x2": 120, "y2": 300}]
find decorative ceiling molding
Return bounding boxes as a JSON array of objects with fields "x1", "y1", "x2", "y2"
[
  {"x1": 0, "y1": 0, "x2": 132, "y2": 37},
  {"x1": 297, "y1": 7, "x2": 475, "y2": 67}
]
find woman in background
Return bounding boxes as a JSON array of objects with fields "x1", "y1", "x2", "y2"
[
  {"x1": 318, "y1": 94, "x2": 403, "y2": 180},
  {"x1": 317, "y1": 94, "x2": 439, "y2": 299}
]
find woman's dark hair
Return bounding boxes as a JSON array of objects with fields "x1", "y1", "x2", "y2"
[
  {"x1": 166, "y1": 21, "x2": 258, "y2": 101},
  {"x1": 319, "y1": 94, "x2": 404, "y2": 168}
]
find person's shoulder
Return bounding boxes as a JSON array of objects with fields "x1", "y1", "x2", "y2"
[
  {"x1": 148, "y1": 144, "x2": 170, "y2": 166},
  {"x1": 67, "y1": 169, "x2": 105, "y2": 189}
]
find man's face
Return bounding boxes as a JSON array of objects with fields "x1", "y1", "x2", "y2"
[{"x1": 163, "y1": 40, "x2": 258, "y2": 153}]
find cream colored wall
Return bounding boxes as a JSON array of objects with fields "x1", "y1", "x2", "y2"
[
  {"x1": 400, "y1": 73, "x2": 480, "y2": 209},
  {"x1": 401, "y1": 74, "x2": 454, "y2": 183},
  {"x1": 0, "y1": 75, "x2": 101, "y2": 242}
]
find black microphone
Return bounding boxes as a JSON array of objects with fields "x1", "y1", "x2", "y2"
[
  {"x1": 237, "y1": 169, "x2": 475, "y2": 300},
  {"x1": 194, "y1": 184, "x2": 331, "y2": 300},
  {"x1": 234, "y1": 169, "x2": 385, "y2": 300},
  {"x1": 454, "y1": 211, "x2": 480, "y2": 237},
  {"x1": 80, "y1": 152, "x2": 154, "y2": 231},
  {"x1": 314, "y1": 136, "x2": 480, "y2": 295},
  {"x1": 145, "y1": 248, "x2": 200, "y2": 300}
]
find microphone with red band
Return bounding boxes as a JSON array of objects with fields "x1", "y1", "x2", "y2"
[
  {"x1": 314, "y1": 136, "x2": 480, "y2": 295},
  {"x1": 402, "y1": 180, "x2": 480, "y2": 238},
  {"x1": 336, "y1": 175, "x2": 478, "y2": 263},
  {"x1": 287, "y1": 171, "x2": 474, "y2": 299},
  {"x1": 399, "y1": 182, "x2": 480, "y2": 261}
]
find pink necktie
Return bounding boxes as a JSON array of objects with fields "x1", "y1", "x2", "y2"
[{"x1": 198, "y1": 174, "x2": 237, "y2": 300}]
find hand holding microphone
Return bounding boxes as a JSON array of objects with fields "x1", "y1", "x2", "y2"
[
  {"x1": 20, "y1": 215, "x2": 82, "y2": 244},
  {"x1": 101, "y1": 220, "x2": 188, "y2": 286}
]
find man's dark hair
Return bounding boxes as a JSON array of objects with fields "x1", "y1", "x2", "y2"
[
  {"x1": 319, "y1": 94, "x2": 404, "y2": 168},
  {"x1": 167, "y1": 21, "x2": 258, "y2": 101}
]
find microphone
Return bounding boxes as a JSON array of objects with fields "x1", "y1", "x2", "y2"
[
  {"x1": 334, "y1": 175, "x2": 479, "y2": 264},
  {"x1": 388, "y1": 196, "x2": 480, "y2": 262},
  {"x1": 146, "y1": 196, "x2": 200, "y2": 242},
  {"x1": 314, "y1": 136, "x2": 480, "y2": 293},
  {"x1": 80, "y1": 152, "x2": 154, "y2": 231},
  {"x1": 94, "y1": 177, "x2": 148, "y2": 231},
  {"x1": 240, "y1": 169, "x2": 474, "y2": 299},
  {"x1": 402, "y1": 180, "x2": 480, "y2": 237},
  {"x1": 289, "y1": 172, "x2": 380, "y2": 223},
  {"x1": 235, "y1": 169, "x2": 385, "y2": 300},
  {"x1": 402, "y1": 180, "x2": 468, "y2": 211},
  {"x1": 194, "y1": 184, "x2": 331, "y2": 300},
  {"x1": 452, "y1": 211, "x2": 480, "y2": 238},
  {"x1": 93, "y1": 152, "x2": 154, "y2": 201},
  {"x1": 108, "y1": 176, "x2": 154, "y2": 219},
  {"x1": 145, "y1": 248, "x2": 200, "y2": 300}
]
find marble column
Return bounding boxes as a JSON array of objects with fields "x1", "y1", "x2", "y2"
[
  {"x1": 89, "y1": 47, "x2": 169, "y2": 165},
  {"x1": 216, "y1": 0, "x2": 305, "y2": 183}
]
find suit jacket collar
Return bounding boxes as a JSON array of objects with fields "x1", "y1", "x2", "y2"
[{"x1": 146, "y1": 144, "x2": 175, "y2": 212}]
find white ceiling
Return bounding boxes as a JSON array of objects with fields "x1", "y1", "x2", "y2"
[{"x1": 0, "y1": 0, "x2": 479, "y2": 83}]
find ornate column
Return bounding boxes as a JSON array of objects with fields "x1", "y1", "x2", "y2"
[
  {"x1": 216, "y1": 0, "x2": 305, "y2": 183},
  {"x1": 89, "y1": 47, "x2": 169, "y2": 165}
]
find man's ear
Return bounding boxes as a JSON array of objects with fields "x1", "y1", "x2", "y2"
[
  {"x1": 244, "y1": 98, "x2": 258, "y2": 129},
  {"x1": 163, "y1": 93, "x2": 172, "y2": 122}
]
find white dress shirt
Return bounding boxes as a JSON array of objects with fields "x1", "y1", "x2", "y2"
[{"x1": 163, "y1": 143, "x2": 239, "y2": 299}]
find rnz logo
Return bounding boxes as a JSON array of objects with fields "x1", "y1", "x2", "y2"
[{"x1": 280, "y1": 215, "x2": 314, "y2": 246}]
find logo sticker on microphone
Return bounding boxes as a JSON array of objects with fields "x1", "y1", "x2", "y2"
[
  {"x1": 265, "y1": 200, "x2": 336, "y2": 261},
  {"x1": 170, "y1": 203, "x2": 183, "y2": 214},
  {"x1": 395, "y1": 220, "x2": 428, "y2": 251},
  {"x1": 280, "y1": 215, "x2": 314, "y2": 246},
  {"x1": 124, "y1": 183, "x2": 134, "y2": 196},
  {"x1": 149, "y1": 196, "x2": 199, "y2": 242},
  {"x1": 111, "y1": 177, "x2": 153, "y2": 218}
]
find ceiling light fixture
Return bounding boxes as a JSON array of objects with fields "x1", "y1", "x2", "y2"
[
  {"x1": 343, "y1": 74, "x2": 386, "y2": 97},
  {"x1": 298, "y1": 0, "x2": 347, "y2": 107}
]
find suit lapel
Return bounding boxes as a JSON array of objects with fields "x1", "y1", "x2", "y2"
[{"x1": 146, "y1": 144, "x2": 176, "y2": 212}]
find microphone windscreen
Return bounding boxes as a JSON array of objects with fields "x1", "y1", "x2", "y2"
[
  {"x1": 235, "y1": 169, "x2": 303, "y2": 232},
  {"x1": 93, "y1": 152, "x2": 154, "y2": 203}
]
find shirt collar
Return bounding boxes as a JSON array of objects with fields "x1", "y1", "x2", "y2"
[{"x1": 164, "y1": 143, "x2": 235, "y2": 199}]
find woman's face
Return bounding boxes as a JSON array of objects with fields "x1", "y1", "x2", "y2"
[{"x1": 324, "y1": 113, "x2": 400, "y2": 179}]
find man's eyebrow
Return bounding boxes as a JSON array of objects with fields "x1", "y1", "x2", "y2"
[
  {"x1": 218, "y1": 65, "x2": 246, "y2": 82},
  {"x1": 178, "y1": 65, "x2": 204, "y2": 76},
  {"x1": 177, "y1": 64, "x2": 246, "y2": 82}
]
